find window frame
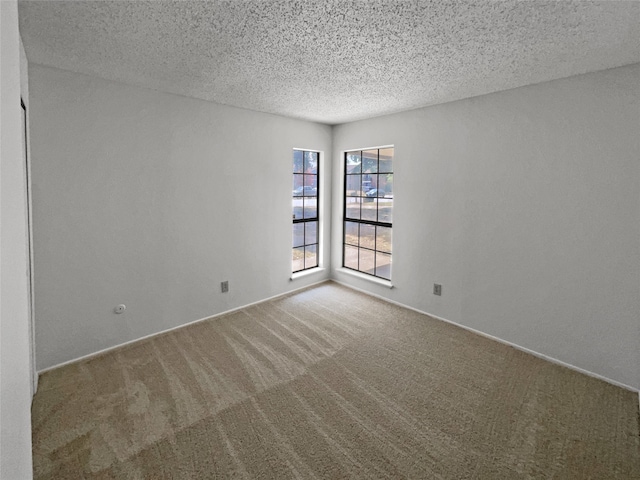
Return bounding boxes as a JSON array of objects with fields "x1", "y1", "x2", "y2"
[
  {"x1": 292, "y1": 149, "x2": 320, "y2": 274},
  {"x1": 342, "y1": 146, "x2": 393, "y2": 280}
]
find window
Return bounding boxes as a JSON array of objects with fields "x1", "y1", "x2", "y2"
[
  {"x1": 292, "y1": 150, "x2": 319, "y2": 272},
  {"x1": 343, "y1": 147, "x2": 393, "y2": 280}
]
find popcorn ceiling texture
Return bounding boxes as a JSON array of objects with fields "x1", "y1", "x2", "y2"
[{"x1": 18, "y1": 0, "x2": 640, "y2": 124}]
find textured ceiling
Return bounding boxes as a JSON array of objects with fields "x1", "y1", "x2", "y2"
[{"x1": 18, "y1": 0, "x2": 640, "y2": 125}]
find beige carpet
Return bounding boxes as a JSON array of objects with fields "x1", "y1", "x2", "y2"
[{"x1": 32, "y1": 282, "x2": 639, "y2": 479}]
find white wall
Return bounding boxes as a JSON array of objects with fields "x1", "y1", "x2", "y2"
[
  {"x1": 28, "y1": 65, "x2": 331, "y2": 370},
  {"x1": 1, "y1": 0, "x2": 34, "y2": 477},
  {"x1": 332, "y1": 64, "x2": 640, "y2": 390},
  {"x1": 25, "y1": 59, "x2": 640, "y2": 391}
]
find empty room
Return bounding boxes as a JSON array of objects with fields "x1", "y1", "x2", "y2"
[{"x1": 1, "y1": 0, "x2": 639, "y2": 478}]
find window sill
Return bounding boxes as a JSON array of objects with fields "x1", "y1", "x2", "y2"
[
  {"x1": 290, "y1": 267, "x2": 325, "y2": 281},
  {"x1": 335, "y1": 268, "x2": 393, "y2": 288}
]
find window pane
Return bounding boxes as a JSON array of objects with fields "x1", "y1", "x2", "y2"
[
  {"x1": 346, "y1": 175, "x2": 361, "y2": 196},
  {"x1": 380, "y1": 173, "x2": 392, "y2": 197},
  {"x1": 303, "y1": 174, "x2": 317, "y2": 193},
  {"x1": 361, "y1": 174, "x2": 373, "y2": 195},
  {"x1": 292, "y1": 198, "x2": 302, "y2": 220},
  {"x1": 362, "y1": 149, "x2": 378, "y2": 174},
  {"x1": 304, "y1": 151, "x2": 318, "y2": 174},
  {"x1": 343, "y1": 147, "x2": 392, "y2": 281},
  {"x1": 379, "y1": 148, "x2": 393, "y2": 173},
  {"x1": 293, "y1": 247, "x2": 304, "y2": 272},
  {"x1": 293, "y1": 150, "x2": 304, "y2": 173},
  {"x1": 359, "y1": 249, "x2": 375, "y2": 275},
  {"x1": 345, "y1": 197, "x2": 361, "y2": 220},
  {"x1": 374, "y1": 174, "x2": 386, "y2": 197},
  {"x1": 293, "y1": 149, "x2": 320, "y2": 273},
  {"x1": 376, "y1": 226, "x2": 392, "y2": 253},
  {"x1": 346, "y1": 151, "x2": 361, "y2": 174},
  {"x1": 293, "y1": 174, "x2": 304, "y2": 196},
  {"x1": 305, "y1": 245, "x2": 317, "y2": 269},
  {"x1": 293, "y1": 223, "x2": 304, "y2": 248},
  {"x1": 305, "y1": 221, "x2": 317, "y2": 245},
  {"x1": 344, "y1": 221, "x2": 359, "y2": 246},
  {"x1": 359, "y1": 224, "x2": 375, "y2": 250},
  {"x1": 378, "y1": 197, "x2": 392, "y2": 224},
  {"x1": 361, "y1": 198, "x2": 377, "y2": 221},
  {"x1": 303, "y1": 197, "x2": 317, "y2": 219},
  {"x1": 376, "y1": 252, "x2": 392, "y2": 280},
  {"x1": 344, "y1": 245, "x2": 359, "y2": 270}
]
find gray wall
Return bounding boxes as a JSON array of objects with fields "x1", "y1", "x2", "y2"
[
  {"x1": 29, "y1": 64, "x2": 332, "y2": 370},
  {"x1": 332, "y1": 64, "x2": 640, "y2": 390},
  {"x1": 1, "y1": 0, "x2": 34, "y2": 477}
]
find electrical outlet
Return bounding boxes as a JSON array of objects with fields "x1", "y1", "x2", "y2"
[
  {"x1": 221, "y1": 281, "x2": 229, "y2": 293},
  {"x1": 433, "y1": 283, "x2": 442, "y2": 296}
]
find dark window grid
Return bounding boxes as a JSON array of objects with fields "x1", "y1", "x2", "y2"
[
  {"x1": 293, "y1": 217, "x2": 318, "y2": 223},
  {"x1": 293, "y1": 220, "x2": 319, "y2": 273},
  {"x1": 294, "y1": 151, "x2": 319, "y2": 174},
  {"x1": 292, "y1": 174, "x2": 318, "y2": 197},
  {"x1": 344, "y1": 222, "x2": 362, "y2": 249},
  {"x1": 346, "y1": 175, "x2": 392, "y2": 224},
  {"x1": 342, "y1": 221, "x2": 378, "y2": 271},
  {"x1": 293, "y1": 150, "x2": 320, "y2": 273},
  {"x1": 294, "y1": 243, "x2": 319, "y2": 273},
  {"x1": 293, "y1": 199, "x2": 318, "y2": 221},
  {"x1": 343, "y1": 148, "x2": 393, "y2": 279},
  {"x1": 343, "y1": 223, "x2": 391, "y2": 249},
  {"x1": 342, "y1": 246, "x2": 376, "y2": 276},
  {"x1": 302, "y1": 243, "x2": 319, "y2": 256},
  {"x1": 294, "y1": 221, "x2": 319, "y2": 248},
  {"x1": 342, "y1": 247, "x2": 391, "y2": 278},
  {"x1": 344, "y1": 217, "x2": 391, "y2": 229},
  {"x1": 344, "y1": 227, "x2": 392, "y2": 262},
  {"x1": 293, "y1": 221, "x2": 318, "y2": 244}
]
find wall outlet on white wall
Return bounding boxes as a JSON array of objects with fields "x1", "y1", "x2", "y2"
[
  {"x1": 221, "y1": 281, "x2": 229, "y2": 293},
  {"x1": 433, "y1": 284, "x2": 442, "y2": 296}
]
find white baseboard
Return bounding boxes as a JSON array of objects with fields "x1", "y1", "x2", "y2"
[
  {"x1": 38, "y1": 279, "x2": 331, "y2": 375},
  {"x1": 331, "y1": 280, "x2": 640, "y2": 394}
]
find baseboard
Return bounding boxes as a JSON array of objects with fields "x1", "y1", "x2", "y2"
[
  {"x1": 331, "y1": 280, "x2": 640, "y2": 394},
  {"x1": 38, "y1": 279, "x2": 331, "y2": 375}
]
